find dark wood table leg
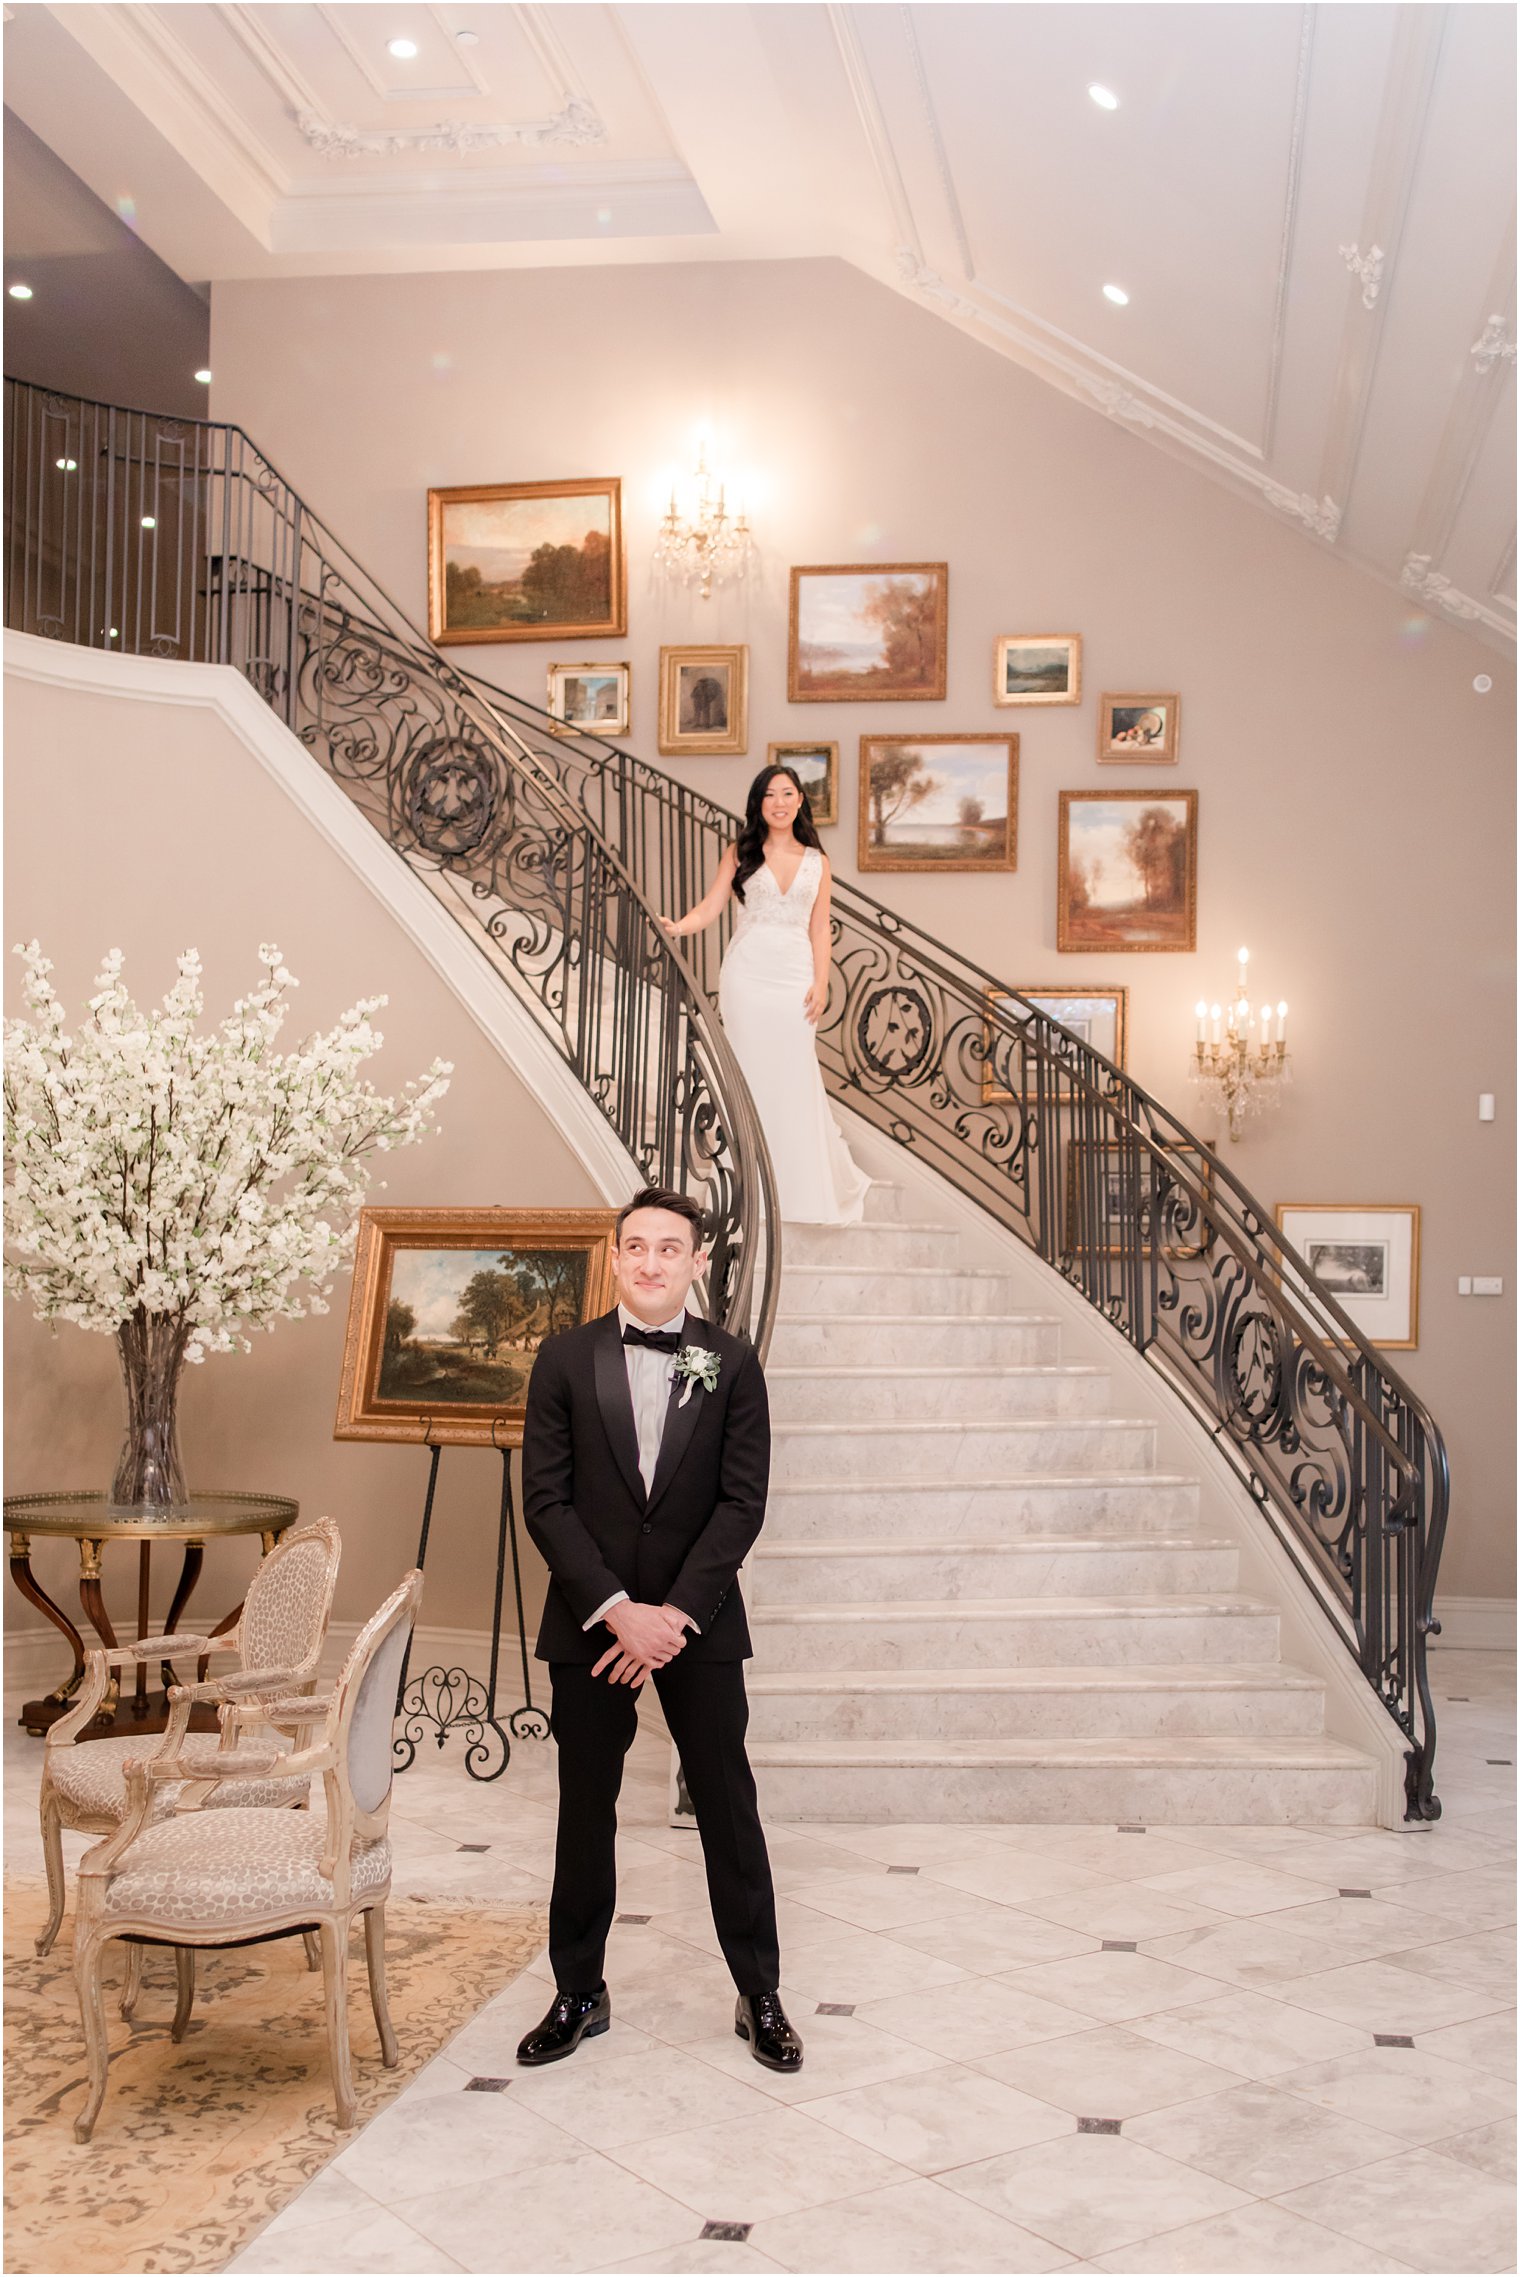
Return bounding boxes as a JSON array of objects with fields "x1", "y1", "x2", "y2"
[
  {"x1": 135, "y1": 1543, "x2": 151, "y2": 1716},
  {"x1": 10, "y1": 1531, "x2": 89, "y2": 1734},
  {"x1": 77, "y1": 1538, "x2": 121, "y2": 1727},
  {"x1": 161, "y1": 1542, "x2": 204, "y2": 1688}
]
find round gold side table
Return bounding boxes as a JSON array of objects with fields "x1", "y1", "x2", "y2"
[{"x1": 5, "y1": 1491, "x2": 300, "y2": 1740}]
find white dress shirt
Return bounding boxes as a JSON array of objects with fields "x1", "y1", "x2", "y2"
[{"x1": 584, "y1": 1305, "x2": 699, "y2": 1634}]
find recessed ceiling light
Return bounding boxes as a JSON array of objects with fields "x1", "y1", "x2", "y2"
[
  {"x1": 55, "y1": 457, "x2": 77, "y2": 471},
  {"x1": 455, "y1": 27, "x2": 480, "y2": 44},
  {"x1": 1102, "y1": 283, "x2": 1130, "y2": 306},
  {"x1": 8, "y1": 282, "x2": 33, "y2": 300},
  {"x1": 194, "y1": 368, "x2": 212, "y2": 384},
  {"x1": 141, "y1": 515, "x2": 157, "y2": 529},
  {"x1": 387, "y1": 36, "x2": 419, "y2": 58},
  {"x1": 1088, "y1": 83, "x2": 1119, "y2": 110}
]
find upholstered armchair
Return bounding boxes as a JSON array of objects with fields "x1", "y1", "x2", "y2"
[
  {"x1": 71, "y1": 1567, "x2": 423, "y2": 2143},
  {"x1": 38, "y1": 1517, "x2": 342, "y2": 1970}
]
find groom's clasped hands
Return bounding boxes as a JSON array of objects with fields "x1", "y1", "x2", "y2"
[{"x1": 591, "y1": 1597, "x2": 692, "y2": 1686}]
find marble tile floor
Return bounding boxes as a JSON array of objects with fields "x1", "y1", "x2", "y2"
[{"x1": 7, "y1": 1647, "x2": 1513, "y2": 2276}]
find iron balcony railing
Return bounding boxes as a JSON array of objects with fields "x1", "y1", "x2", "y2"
[
  {"x1": 2, "y1": 377, "x2": 780, "y2": 1354},
  {"x1": 4, "y1": 378, "x2": 1449, "y2": 1813}
]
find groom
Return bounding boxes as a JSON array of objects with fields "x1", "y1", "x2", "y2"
[{"x1": 517, "y1": 1185, "x2": 802, "y2": 2072}]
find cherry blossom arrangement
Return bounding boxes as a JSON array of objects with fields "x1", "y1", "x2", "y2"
[{"x1": 3, "y1": 941, "x2": 451, "y2": 1508}]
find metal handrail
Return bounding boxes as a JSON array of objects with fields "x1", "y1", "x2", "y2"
[
  {"x1": 460, "y1": 669, "x2": 1450, "y2": 1819},
  {"x1": 2, "y1": 377, "x2": 780, "y2": 1355}
]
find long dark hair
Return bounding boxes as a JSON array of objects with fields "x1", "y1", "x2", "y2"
[{"x1": 732, "y1": 765, "x2": 823, "y2": 903}]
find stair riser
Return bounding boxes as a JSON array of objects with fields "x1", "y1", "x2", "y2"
[
  {"x1": 770, "y1": 1421, "x2": 1157, "y2": 1482},
  {"x1": 779, "y1": 1271, "x2": 1024, "y2": 1315},
  {"x1": 747, "y1": 1686, "x2": 1326, "y2": 1743},
  {"x1": 768, "y1": 1372, "x2": 1110, "y2": 1423},
  {"x1": 782, "y1": 1225, "x2": 961, "y2": 1270},
  {"x1": 753, "y1": 1761, "x2": 1375, "y2": 1825},
  {"x1": 763, "y1": 1481, "x2": 1201, "y2": 1540},
  {"x1": 861, "y1": 1185, "x2": 912, "y2": 1223},
  {"x1": 749, "y1": 1545, "x2": 1240, "y2": 1604},
  {"x1": 751, "y1": 1608, "x2": 1281, "y2": 1671},
  {"x1": 768, "y1": 1320, "x2": 1061, "y2": 1367}
]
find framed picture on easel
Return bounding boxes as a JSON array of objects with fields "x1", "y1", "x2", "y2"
[{"x1": 334, "y1": 1207, "x2": 617, "y2": 1446}]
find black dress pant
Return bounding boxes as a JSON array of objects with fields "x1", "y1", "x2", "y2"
[{"x1": 547, "y1": 1656, "x2": 781, "y2": 1998}]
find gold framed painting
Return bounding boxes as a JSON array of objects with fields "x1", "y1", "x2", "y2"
[
  {"x1": 982, "y1": 985, "x2": 1128, "y2": 1103},
  {"x1": 1275, "y1": 1203, "x2": 1421, "y2": 1349},
  {"x1": 1058, "y1": 790, "x2": 1197, "y2": 953},
  {"x1": 427, "y1": 478, "x2": 626, "y2": 646},
  {"x1": 768, "y1": 741, "x2": 839, "y2": 827},
  {"x1": 995, "y1": 634, "x2": 1082, "y2": 707},
  {"x1": 658, "y1": 645, "x2": 748, "y2": 756},
  {"x1": 1098, "y1": 691, "x2": 1180, "y2": 762},
  {"x1": 789, "y1": 563, "x2": 948, "y2": 702},
  {"x1": 1065, "y1": 1140, "x2": 1215, "y2": 1260},
  {"x1": 546, "y1": 661, "x2": 631, "y2": 738},
  {"x1": 334, "y1": 1207, "x2": 617, "y2": 1446},
  {"x1": 860, "y1": 734, "x2": 1017, "y2": 873}
]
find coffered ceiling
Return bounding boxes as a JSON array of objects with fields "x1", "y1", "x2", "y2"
[{"x1": 4, "y1": 2, "x2": 1513, "y2": 649}]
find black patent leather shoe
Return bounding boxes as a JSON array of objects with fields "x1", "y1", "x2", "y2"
[
  {"x1": 735, "y1": 1991, "x2": 804, "y2": 2071},
  {"x1": 516, "y1": 1983, "x2": 611, "y2": 2065}
]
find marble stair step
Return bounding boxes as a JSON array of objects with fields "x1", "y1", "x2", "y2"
[
  {"x1": 779, "y1": 1265, "x2": 1029, "y2": 1315},
  {"x1": 749, "y1": 1735, "x2": 1378, "y2": 1825},
  {"x1": 781, "y1": 1221, "x2": 966, "y2": 1271},
  {"x1": 749, "y1": 1594, "x2": 1282, "y2": 1670},
  {"x1": 768, "y1": 1312, "x2": 1062, "y2": 1367},
  {"x1": 861, "y1": 1181, "x2": 913, "y2": 1223},
  {"x1": 763, "y1": 1475, "x2": 1202, "y2": 1540},
  {"x1": 748, "y1": 1534, "x2": 1240, "y2": 1604},
  {"x1": 745, "y1": 1662, "x2": 1329, "y2": 1741},
  {"x1": 766, "y1": 1363, "x2": 1111, "y2": 1423},
  {"x1": 770, "y1": 1415, "x2": 1157, "y2": 1482}
]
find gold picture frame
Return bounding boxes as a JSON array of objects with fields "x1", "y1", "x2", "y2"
[
  {"x1": 658, "y1": 645, "x2": 748, "y2": 756},
  {"x1": 789, "y1": 563, "x2": 948, "y2": 703},
  {"x1": 1275, "y1": 1203, "x2": 1421, "y2": 1350},
  {"x1": 546, "y1": 661, "x2": 631, "y2": 738},
  {"x1": 1098, "y1": 691, "x2": 1180, "y2": 762},
  {"x1": 768, "y1": 741, "x2": 839, "y2": 827},
  {"x1": 1058, "y1": 790, "x2": 1198, "y2": 953},
  {"x1": 859, "y1": 734, "x2": 1018, "y2": 873},
  {"x1": 427, "y1": 478, "x2": 626, "y2": 647},
  {"x1": 1065, "y1": 1140, "x2": 1215, "y2": 1260},
  {"x1": 995, "y1": 634, "x2": 1082, "y2": 707},
  {"x1": 982, "y1": 985, "x2": 1129, "y2": 1103},
  {"x1": 334, "y1": 1207, "x2": 617, "y2": 1447}
]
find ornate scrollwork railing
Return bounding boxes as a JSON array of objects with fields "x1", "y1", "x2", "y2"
[
  {"x1": 451, "y1": 676, "x2": 1451, "y2": 1819},
  {"x1": 1, "y1": 378, "x2": 779, "y2": 1351}
]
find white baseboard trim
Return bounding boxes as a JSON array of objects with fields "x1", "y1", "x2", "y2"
[{"x1": 1432, "y1": 1598, "x2": 1517, "y2": 1653}]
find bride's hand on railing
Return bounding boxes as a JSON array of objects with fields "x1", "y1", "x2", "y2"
[{"x1": 658, "y1": 913, "x2": 684, "y2": 936}]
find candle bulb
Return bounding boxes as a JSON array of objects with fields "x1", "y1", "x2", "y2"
[
  {"x1": 1277, "y1": 1000, "x2": 1288, "y2": 1049},
  {"x1": 1211, "y1": 1003, "x2": 1222, "y2": 1045},
  {"x1": 1260, "y1": 1004, "x2": 1273, "y2": 1048},
  {"x1": 1195, "y1": 1000, "x2": 1208, "y2": 1044}
]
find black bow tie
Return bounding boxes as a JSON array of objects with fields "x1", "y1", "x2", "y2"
[{"x1": 622, "y1": 1324, "x2": 682, "y2": 1353}]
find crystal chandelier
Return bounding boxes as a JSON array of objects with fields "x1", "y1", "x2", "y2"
[
  {"x1": 652, "y1": 443, "x2": 753, "y2": 599},
  {"x1": 1191, "y1": 948, "x2": 1290, "y2": 1141}
]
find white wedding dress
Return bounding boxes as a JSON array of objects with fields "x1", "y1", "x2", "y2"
[{"x1": 718, "y1": 844, "x2": 870, "y2": 1227}]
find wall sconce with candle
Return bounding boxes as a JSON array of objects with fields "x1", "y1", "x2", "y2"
[
  {"x1": 1191, "y1": 947, "x2": 1290, "y2": 1140},
  {"x1": 651, "y1": 441, "x2": 754, "y2": 599}
]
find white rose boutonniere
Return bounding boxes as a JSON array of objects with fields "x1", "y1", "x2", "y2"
[{"x1": 673, "y1": 1344, "x2": 721, "y2": 1408}]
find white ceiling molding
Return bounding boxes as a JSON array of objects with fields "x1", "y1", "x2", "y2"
[
  {"x1": 896, "y1": 3, "x2": 975, "y2": 286},
  {"x1": 1259, "y1": 4, "x2": 1317, "y2": 460},
  {"x1": 1338, "y1": 241, "x2": 1386, "y2": 312},
  {"x1": 1470, "y1": 315, "x2": 1518, "y2": 377},
  {"x1": 293, "y1": 99, "x2": 606, "y2": 161},
  {"x1": 1403, "y1": 216, "x2": 1517, "y2": 592}
]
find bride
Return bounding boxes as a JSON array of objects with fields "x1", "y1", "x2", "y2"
[{"x1": 662, "y1": 765, "x2": 870, "y2": 1227}]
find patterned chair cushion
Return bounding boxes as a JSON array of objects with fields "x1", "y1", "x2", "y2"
[
  {"x1": 101, "y1": 1812, "x2": 391, "y2": 1927},
  {"x1": 49, "y1": 1735, "x2": 309, "y2": 1824}
]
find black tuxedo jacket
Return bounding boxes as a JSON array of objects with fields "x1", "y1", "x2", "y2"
[{"x1": 521, "y1": 1308, "x2": 770, "y2": 1663}]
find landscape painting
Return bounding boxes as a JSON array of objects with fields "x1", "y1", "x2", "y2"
[
  {"x1": 429, "y1": 479, "x2": 625, "y2": 646},
  {"x1": 1058, "y1": 791, "x2": 1197, "y2": 952},
  {"x1": 790, "y1": 564, "x2": 948, "y2": 702},
  {"x1": 335, "y1": 1208, "x2": 617, "y2": 1444},
  {"x1": 548, "y1": 662, "x2": 630, "y2": 736},
  {"x1": 859, "y1": 735, "x2": 1017, "y2": 872},
  {"x1": 995, "y1": 634, "x2": 1082, "y2": 706},
  {"x1": 769, "y1": 742, "x2": 838, "y2": 827},
  {"x1": 1276, "y1": 1203, "x2": 1420, "y2": 1349},
  {"x1": 982, "y1": 985, "x2": 1128, "y2": 1102}
]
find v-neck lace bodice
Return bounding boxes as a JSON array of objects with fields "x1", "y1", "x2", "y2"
[{"x1": 730, "y1": 844, "x2": 821, "y2": 945}]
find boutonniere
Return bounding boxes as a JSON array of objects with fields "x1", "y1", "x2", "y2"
[{"x1": 672, "y1": 1344, "x2": 721, "y2": 1408}]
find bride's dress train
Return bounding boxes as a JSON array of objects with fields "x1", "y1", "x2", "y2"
[{"x1": 718, "y1": 844, "x2": 869, "y2": 1227}]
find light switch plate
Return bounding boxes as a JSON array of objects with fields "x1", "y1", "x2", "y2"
[
  {"x1": 1458, "y1": 1276, "x2": 1473, "y2": 1295},
  {"x1": 1479, "y1": 1093, "x2": 1496, "y2": 1122},
  {"x1": 1474, "y1": 1276, "x2": 1504, "y2": 1297}
]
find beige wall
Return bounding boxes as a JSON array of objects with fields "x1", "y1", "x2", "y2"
[
  {"x1": 3, "y1": 672, "x2": 597, "y2": 1650},
  {"x1": 211, "y1": 256, "x2": 1516, "y2": 1601}
]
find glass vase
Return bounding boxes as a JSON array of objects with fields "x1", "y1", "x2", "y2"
[{"x1": 110, "y1": 1312, "x2": 190, "y2": 1512}]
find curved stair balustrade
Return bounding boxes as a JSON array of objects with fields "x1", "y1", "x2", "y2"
[
  {"x1": 453, "y1": 679, "x2": 1451, "y2": 1821},
  {"x1": 2, "y1": 378, "x2": 779, "y2": 1350}
]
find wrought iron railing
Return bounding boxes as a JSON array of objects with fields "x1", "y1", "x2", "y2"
[
  {"x1": 3, "y1": 379, "x2": 1448, "y2": 1813},
  {"x1": 456, "y1": 677, "x2": 1451, "y2": 1820},
  {"x1": 2, "y1": 378, "x2": 780, "y2": 1351}
]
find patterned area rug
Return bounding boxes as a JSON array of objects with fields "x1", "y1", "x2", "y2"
[{"x1": 4, "y1": 1878, "x2": 547, "y2": 2275}]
